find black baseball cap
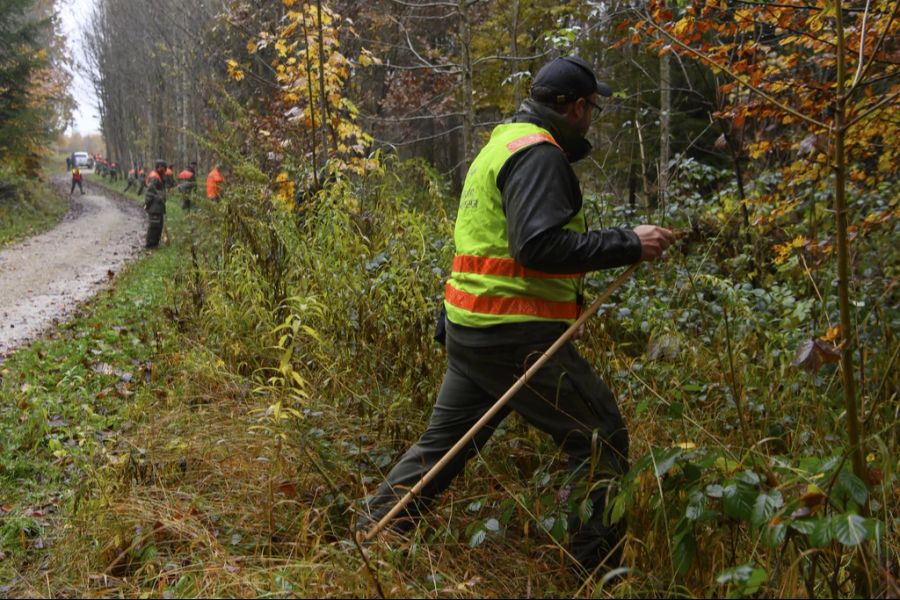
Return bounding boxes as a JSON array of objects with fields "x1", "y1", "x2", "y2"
[{"x1": 530, "y1": 56, "x2": 612, "y2": 104}]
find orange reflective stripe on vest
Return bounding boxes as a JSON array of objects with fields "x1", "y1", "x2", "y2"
[
  {"x1": 452, "y1": 255, "x2": 581, "y2": 280},
  {"x1": 506, "y1": 132, "x2": 560, "y2": 153},
  {"x1": 445, "y1": 282, "x2": 580, "y2": 320}
]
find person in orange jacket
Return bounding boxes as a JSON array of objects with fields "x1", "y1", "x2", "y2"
[
  {"x1": 206, "y1": 164, "x2": 224, "y2": 201},
  {"x1": 70, "y1": 167, "x2": 84, "y2": 195},
  {"x1": 177, "y1": 162, "x2": 197, "y2": 210}
]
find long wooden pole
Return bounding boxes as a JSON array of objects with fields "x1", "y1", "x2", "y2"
[{"x1": 364, "y1": 264, "x2": 640, "y2": 541}]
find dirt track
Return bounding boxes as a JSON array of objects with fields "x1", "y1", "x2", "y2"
[{"x1": 0, "y1": 174, "x2": 146, "y2": 359}]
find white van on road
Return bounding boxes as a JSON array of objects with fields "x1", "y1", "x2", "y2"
[{"x1": 72, "y1": 152, "x2": 93, "y2": 168}]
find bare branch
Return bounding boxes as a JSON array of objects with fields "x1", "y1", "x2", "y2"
[
  {"x1": 849, "y1": 0, "x2": 900, "y2": 97},
  {"x1": 850, "y1": 0, "x2": 875, "y2": 90},
  {"x1": 388, "y1": 0, "x2": 458, "y2": 11}
]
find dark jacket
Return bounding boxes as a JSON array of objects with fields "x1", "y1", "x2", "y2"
[
  {"x1": 500, "y1": 99, "x2": 641, "y2": 274},
  {"x1": 144, "y1": 171, "x2": 167, "y2": 215}
]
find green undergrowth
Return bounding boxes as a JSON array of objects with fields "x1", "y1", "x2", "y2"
[
  {"x1": 0, "y1": 163, "x2": 68, "y2": 247},
  {"x1": 4, "y1": 159, "x2": 897, "y2": 597},
  {"x1": 0, "y1": 172, "x2": 189, "y2": 593}
]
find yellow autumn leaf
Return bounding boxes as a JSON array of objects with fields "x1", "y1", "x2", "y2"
[
  {"x1": 821, "y1": 326, "x2": 840, "y2": 342},
  {"x1": 226, "y1": 59, "x2": 245, "y2": 81},
  {"x1": 734, "y1": 9, "x2": 754, "y2": 25},
  {"x1": 673, "y1": 17, "x2": 693, "y2": 37}
]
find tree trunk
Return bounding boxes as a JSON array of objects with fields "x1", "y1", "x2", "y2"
[
  {"x1": 316, "y1": 0, "x2": 338, "y2": 157},
  {"x1": 510, "y1": 0, "x2": 521, "y2": 108},
  {"x1": 302, "y1": 13, "x2": 319, "y2": 187},
  {"x1": 833, "y1": 0, "x2": 867, "y2": 502},
  {"x1": 459, "y1": 0, "x2": 474, "y2": 175},
  {"x1": 659, "y1": 46, "x2": 670, "y2": 213}
]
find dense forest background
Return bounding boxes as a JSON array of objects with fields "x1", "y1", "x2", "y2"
[{"x1": 1, "y1": 0, "x2": 897, "y2": 597}]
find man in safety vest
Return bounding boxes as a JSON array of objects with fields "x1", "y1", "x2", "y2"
[
  {"x1": 359, "y1": 57, "x2": 675, "y2": 574},
  {"x1": 177, "y1": 162, "x2": 197, "y2": 210},
  {"x1": 70, "y1": 167, "x2": 84, "y2": 196},
  {"x1": 206, "y1": 164, "x2": 224, "y2": 201},
  {"x1": 144, "y1": 159, "x2": 168, "y2": 249}
]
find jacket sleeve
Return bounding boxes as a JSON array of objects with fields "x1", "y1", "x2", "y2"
[{"x1": 499, "y1": 144, "x2": 642, "y2": 274}]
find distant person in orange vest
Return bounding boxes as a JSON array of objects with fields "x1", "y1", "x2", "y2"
[
  {"x1": 123, "y1": 163, "x2": 138, "y2": 193},
  {"x1": 165, "y1": 165, "x2": 176, "y2": 189},
  {"x1": 206, "y1": 164, "x2": 224, "y2": 201},
  {"x1": 144, "y1": 159, "x2": 168, "y2": 249},
  {"x1": 137, "y1": 166, "x2": 149, "y2": 196},
  {"x1": 177, "y1": 162, "x2": 197, "y2": 210},
  {"x1": 70, "y1": 167, "x2": 84, "y2": 195}
]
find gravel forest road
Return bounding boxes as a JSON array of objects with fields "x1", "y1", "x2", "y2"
[{"x1": 0, "y1": 174, "x2": 146, "y2": 359}]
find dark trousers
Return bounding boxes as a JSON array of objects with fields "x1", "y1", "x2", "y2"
[
  {"x1": 364, "y1": 325, "x2": 629, "y2": 572},
  {"x1": 70, "y1": 180, "x2": 83, "y2": 195},
  {"x1": 146, "y1": 213, "x2": 164, "y2": 248}
]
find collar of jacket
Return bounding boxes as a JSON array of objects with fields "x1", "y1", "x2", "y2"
[{"x1": 507, "y1": 99, "x2": 592, "y2": 163}]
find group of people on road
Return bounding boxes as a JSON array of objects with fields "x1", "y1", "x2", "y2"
[
  {"x1": 94, "y1": 157, "x2": 120, "y2": 181},
  {"x1": 66, "y1": 154, "x2": 226, "y2": 250},
  {"x1": 140, "y1": 160, "x2": 227, "y2": 249}
]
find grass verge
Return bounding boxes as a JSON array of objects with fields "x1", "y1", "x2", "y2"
[
  {"x1": 0, "y1": 172, "x2": 188, "y2": 594},
  {"x1": 0, "y1": 165, "x2": 69, "y2": 247}
]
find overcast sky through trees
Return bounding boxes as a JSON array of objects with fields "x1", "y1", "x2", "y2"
[{"x1": 61, "y1": 0, "x2": 99, "y2": 135}]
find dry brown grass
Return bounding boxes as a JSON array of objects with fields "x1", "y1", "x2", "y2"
[{"x1": 19, "y1": 345, "x2": 609, "y2": 598}]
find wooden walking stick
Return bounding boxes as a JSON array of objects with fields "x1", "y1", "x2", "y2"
[{"x1": 364, "y1": 263, "x2": 640, "y2": 541}]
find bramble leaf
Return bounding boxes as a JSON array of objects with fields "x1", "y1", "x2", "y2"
[
  {"x1": 722, "y1": 481, "x2": 757, "y2": 521},
  {"x1": 833, "y1": 513, "x2": 867, "y2": 546}
]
